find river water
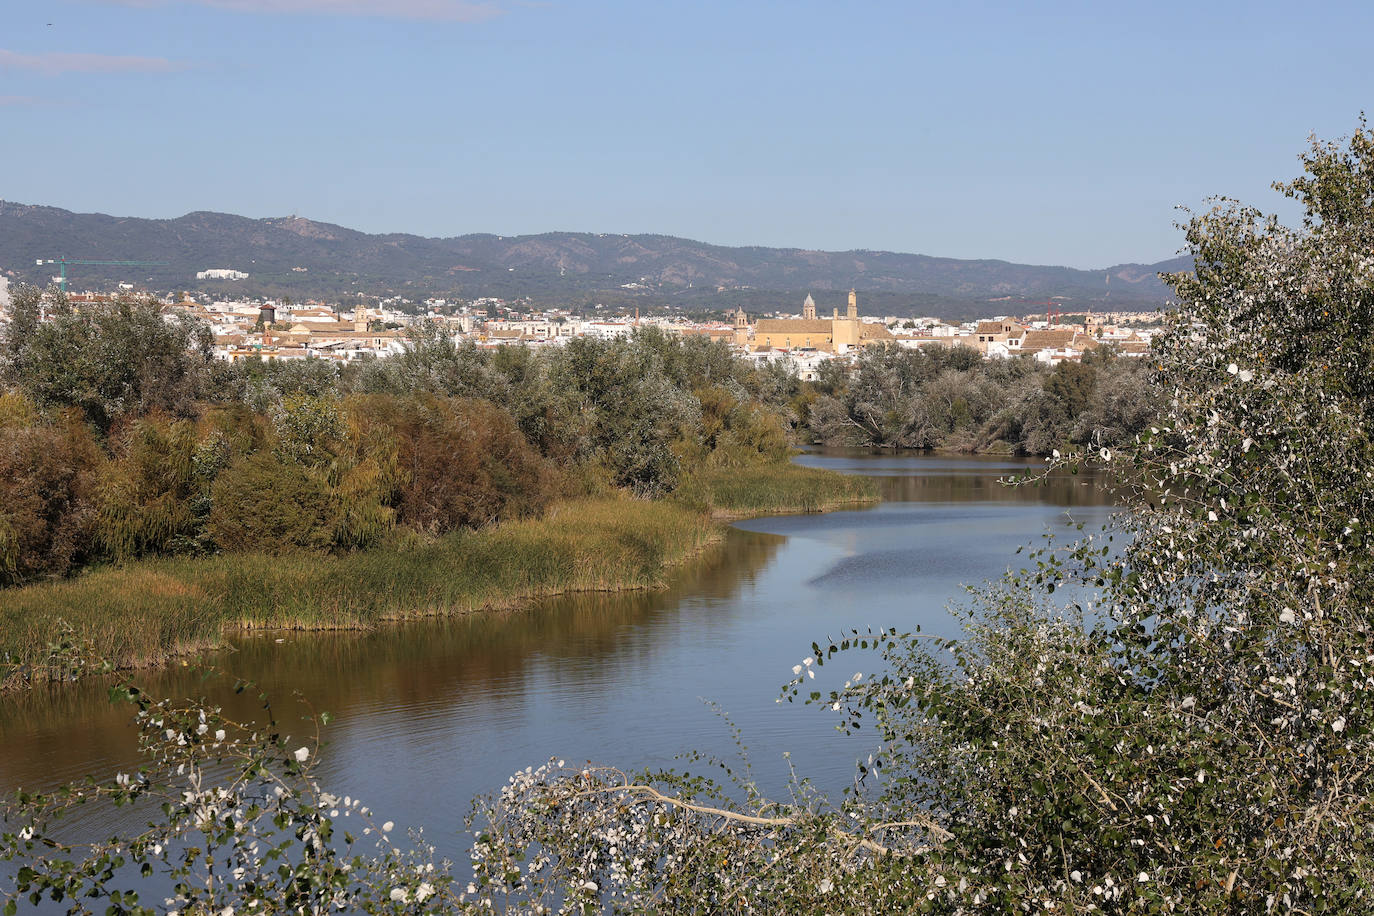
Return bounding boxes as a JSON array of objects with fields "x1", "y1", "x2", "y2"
[{"x1": 0, "y1": 451, "x2": 1110, "y2": 863}]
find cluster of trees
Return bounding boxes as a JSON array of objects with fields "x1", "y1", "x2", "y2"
[
  {"x1": 804, "y1": 343, "x2": 1156, "y2": 454},
  {"x1": 0, "y1": 279, "x2": 1155, "y2": 589},
  {"x1": 0, "y1": 388, "x2": 562, "y2": 585},
  {"x1": 0, "y1": 292, "x2": 797, "y2": 586}
]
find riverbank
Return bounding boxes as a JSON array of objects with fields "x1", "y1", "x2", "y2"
[
  {"x1": 675, "y1": 462, "x2": 879, "y2": 519},
  {"x1": 0, "y1": 463, "x2": 877, "y2": 689}
]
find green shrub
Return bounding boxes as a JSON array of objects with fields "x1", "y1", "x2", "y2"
[
  {"x1": 95, "y1": 415, "x2": 203, "y2": 560},
  {"x1": 207, "y1": 453, "x2": 338, "y2": 553}
]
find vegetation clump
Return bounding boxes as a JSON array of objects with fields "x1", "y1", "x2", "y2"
[
  {"x1": 675, "y1": 461, "x2": 878, "y2": 518},
  {"x1": 806, "y1": 341, "x2": 1155, "y2": 454},
  {"x1": 0, "y1": 497, "x2": 721, "y2": 684},
  {"x1": 0, "y1": 323, "x2": 806, "y2": 585}
]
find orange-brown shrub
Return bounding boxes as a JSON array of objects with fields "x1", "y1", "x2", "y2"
[
  {"x1": 348, "y1": 394, "x2": 558, "y2": 534},
  {"x1": 0, "y1": 405, "x2": 103, "y2": 584}
]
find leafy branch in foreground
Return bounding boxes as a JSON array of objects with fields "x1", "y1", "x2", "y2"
[
  {"x1": 1, "y1": 682, "x2": 456, "y2": 914},
  {"x1": 462, "y1": 123, "x2": 1374, "y2": 912}
]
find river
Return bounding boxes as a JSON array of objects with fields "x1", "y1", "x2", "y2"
[{"x1": 0, "y1": 450, "x2": 1111, "y2": 864}]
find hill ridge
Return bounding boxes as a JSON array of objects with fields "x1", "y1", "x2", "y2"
[{"x1": 0, "y1": 200, "x2": 1184, "y2": 317}]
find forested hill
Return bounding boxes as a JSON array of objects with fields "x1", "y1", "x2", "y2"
[{"x1": 0, "y1": 200, "x2": 1185, "y2": 317}]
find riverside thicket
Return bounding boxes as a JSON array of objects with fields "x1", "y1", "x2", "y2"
[
  {"x1": 0, "y1": 293, "x2": 1151, "y2": 589},
  {"x1": 0, "y1": 312, "x2": 886, "y2": 679},
  {"x1": 0, "y1": 316, "x2": 803, "y2": 586}
]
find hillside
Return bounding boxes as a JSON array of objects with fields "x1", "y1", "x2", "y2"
[{"x1": 0, "y1": 201, "x2": 1184, "y2": 318}]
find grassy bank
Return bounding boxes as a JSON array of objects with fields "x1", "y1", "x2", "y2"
[
  {"x1": 1, "y1": 463, "x2": 877, "y2": 688},
  {"x1": 675, "y1": 462, "x2": 879, "y2": 519},
  {"x1": 0, "y1": 497, "x2": 719, "y2": 686}
]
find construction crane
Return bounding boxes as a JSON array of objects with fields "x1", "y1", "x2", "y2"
[{"x1": 36, "y1": 257, "x2": 169, "y2": 293}]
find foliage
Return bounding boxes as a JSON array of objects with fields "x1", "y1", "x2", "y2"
[
  {"x1": 0, "y1": 497, "x2": 721, "y2": 676},
  {"x1": 807, "y1": 342, "x2": 1154, "y2": 455},
  {"x1": 0, "y1": 288, "x2": 1151, "y2": 585},
  {"x1": 545, "y1": 334, "x2": 700, "y2": 496},
  {"x1": 1, "y1": 314, "x2": 808, "y2": 578},
  {"x1": 682, "y1": 384, "x2": 792, "y2": 469},
  {"x1": 348, "y1": 394, "x2": 557, "y2": 534},
  {"x1": 674, "y1": 462, "x2": 878, "y2": 517},
  {"x1": 0, "y1": 403, "x2": 103, "y2": 585},
  {"x1": 95, "y1": 416, "x2": 208, "y2": 560},
  {"x1": 0, "y1": 681, "x2": 460, "y2": 914},
  {"x1": 207, "y1": 454, "x2": 341, "y2": 554},
  {"x1": 0, "y1": 289, "x2": 212, "y2": 433}
]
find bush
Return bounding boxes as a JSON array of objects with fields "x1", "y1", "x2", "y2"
[
  {"x1": 207, "y1": 453, "x2": 339, "y2": 553},
  {"x1": 95, "y1": 415, "x2": 205, "y2": 560},
  {"x1": 0, "y1": 403, "x2": 102, "y2": 584},
  {"x1": 0, "y1": 290, "x2": 211, "y2": 432},
  {"x1": 348, "y1": 394, "x2": 556, "y2": 534}
]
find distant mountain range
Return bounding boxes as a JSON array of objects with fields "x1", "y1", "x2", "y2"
[{"x1": 0, "y1": 201, "x2": 1186, "y2": 319}]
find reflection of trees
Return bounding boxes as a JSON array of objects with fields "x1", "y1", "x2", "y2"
[
  {"x1": 0, "y1": 448, "x2": 1118, "y2": 796},
  {"x1": 801, "y1": 447, "x2": 1117, "y2": 508},
  {"x1": 0, "y1": 530, "x2": 783, "y2": 795},
  {"x1": 871, "y1": 469, "x2": 1114, "y2": 508}
]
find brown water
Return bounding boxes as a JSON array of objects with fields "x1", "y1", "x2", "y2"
[{"x1": 0, "y1": 450, "x2": 1111, "y2": 858}]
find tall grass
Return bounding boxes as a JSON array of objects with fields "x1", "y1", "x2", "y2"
[
  {"x1": 0, "y1": 497, "x2": 719, "y2": 683},
  {"x1": 674, "y1": 462, "x2": 878, "y2": 519},
  {"x1": 0, "y1": 463, "x2": 875, "y2": 687}
]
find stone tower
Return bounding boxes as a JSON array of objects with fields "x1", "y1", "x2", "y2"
[
  {"x1": 732, "y1": 307, "x2": 750, "y2": 347},
  {"x1": 847, "y1": 289, "x2": 858, "y2": 320},
  {"x1": 802, "y1": 294, "x2": 816, "y2": 320}
]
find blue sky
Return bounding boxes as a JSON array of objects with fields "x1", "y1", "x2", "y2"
[{"x1": 2, "y1": 0, "x2": 1371, "y2": 268}]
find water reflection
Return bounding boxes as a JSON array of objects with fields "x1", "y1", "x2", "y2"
[
  {"x1": 0, "y1": 529, "x2": 784, "y2": 789},
  {"x1": 0, "y1": 451, "x2": 1115, "y2": 862},
  {"x1": 796, "y1": 448, "x2": 1112, "y2": 507}
]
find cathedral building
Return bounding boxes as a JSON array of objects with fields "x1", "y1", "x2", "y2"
[{"x1": 736, "y1": 290, "x2": 893, "y2": 352}]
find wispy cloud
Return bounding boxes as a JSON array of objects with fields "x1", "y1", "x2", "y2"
[
  {"x1": 0, "y1": 95, "x2": 42, "y2": 105},
  {"x1": 0, "y1": 50, "x2": 183, "y2": 75},
  {"x1": 90, "y1": 0, "x2": 503, "y2": 21}
]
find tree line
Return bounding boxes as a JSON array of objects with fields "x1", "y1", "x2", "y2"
[
  {"x1": 0, "y1": 289, "x2": 798, "y2": 586},
  {"x1": 0, "y1": 284, "x2": 1154, "y2": 587},
  {"x1": 805, "y1": 342, "x2": 1156, "y2": 454}
]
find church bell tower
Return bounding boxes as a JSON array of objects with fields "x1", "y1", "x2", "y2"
[{"x1": 733, "y1": 307, "x2": 750, "y2": 347}]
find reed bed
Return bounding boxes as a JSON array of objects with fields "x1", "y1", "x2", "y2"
[
  {"x1": 1, "y1": 463, "x2": 872, "y2": 687},
  {"x1": 675, "y1": 462, "x2": 878, "y2": 519},
  {"x1": 0, "y1": 497, "x2": 719, "y2": 683}
]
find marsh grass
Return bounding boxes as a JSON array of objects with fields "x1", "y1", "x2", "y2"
[
  {"x1": 0, "y1": 497, "x2": 720, "y2": 682},
  {"x1": 0, "y1": 463, "x2": 873, "y2": 687},
  {"x1": 675, "y1": 462, "x2": 878, "y2": 519}
]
